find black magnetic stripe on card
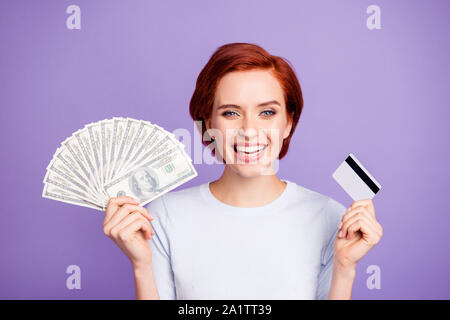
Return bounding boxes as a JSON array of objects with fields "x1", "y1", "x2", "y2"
[{"x1": 345, "y1": 156, "x2": 380, "y2": 194}]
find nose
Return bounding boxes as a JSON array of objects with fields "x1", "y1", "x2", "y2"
[{"x1": 237, "y1": 116, "x2": 259, "y2": 140}]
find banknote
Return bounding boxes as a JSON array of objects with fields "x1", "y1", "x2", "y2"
[
  {"x1": 42, "y1": 183, "x2": 103, "y2": 211},
  {"x1": 43, "y1": 117, "x2": 197, "y2": 211},
  {"x1": 45, "y1": 148, "x2": 104, "y2": 205},
  {"x1": 104, "y1": 146, "x2": 197, "y2": 206}
]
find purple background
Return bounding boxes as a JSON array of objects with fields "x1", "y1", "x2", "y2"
[{"x1": 1, "y1": 0, "x2": 449, "y2": 299}]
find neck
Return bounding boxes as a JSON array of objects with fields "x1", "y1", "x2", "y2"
[{"x1": 209, "y1": 165, "x2": 287, "y2": 208}]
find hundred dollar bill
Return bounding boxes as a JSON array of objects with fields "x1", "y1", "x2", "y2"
[
  {"x1": 106, "y1": 117, "x2": 128, "y2": 183},
  {"x1": 150, "y1": 122, "x2": 186, "y2": 150},
  {"x1": 116, "y1": 123, "x2": 160, "y2": 176},
  {"x1": 100, "y1": 119, "x2": 114, "y2": 185},
  {"x1": 43, "y1": 117, "x2": 196, "y2": 211},
  {"x1": 43, "y1": 169, "x2": 105, "y2": 209},
  {"x1": 42, "y1": 183, "x2": 103, "y2": 211},
  {"x1": 51, "y1": 146, "x2": 102, "y2": 200},
  {"x1": 61, "y1": 133, "x2": 103, "y2": 197},
  {"x1": 104, "y1": 146, "x2": 198, "y2": 206},
  {"x1": 109, "y1": 118, "x2": 141, "y2": 182},
  {"x1": 114, "y1": 120, "x2": 150, "y2": 179},
  {"x1": 47, "y1": 148, "x2": 104, "y2": 206},
  {"x1": 132, "y1": 134, "x2": 181, "y2": 172},
  {"x1": 73, "y1": 127, "x2": 109, "y2": 200},
  {"x1": 117, "y1": 121, "x2": 186, "y2": 177},
  {"x1": 118, "y1": 125, "x2": 179, "y2": 176},
  {"x1": 86, "y1": 122, "x2": 104, "y2": 187},
  {"x1": 143, "y1": 121, "x2": 184, "y2": 146}
]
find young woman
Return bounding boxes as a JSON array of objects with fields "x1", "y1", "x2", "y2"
[{"x1": 102, "y1": 43, "x2": 383, "y2": 300}]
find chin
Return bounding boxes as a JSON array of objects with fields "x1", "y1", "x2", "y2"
[{"x1": 228, "y1": 163, "x2": 275, "y2": 178}]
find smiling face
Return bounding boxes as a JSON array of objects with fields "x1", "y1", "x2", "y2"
[{"x1": 206, "y1": 69, "x2": 293, "y2": 178}]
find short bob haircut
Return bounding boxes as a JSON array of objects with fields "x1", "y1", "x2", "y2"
[{"x1": 189, "y1": 42, "x2": 304, "y2": 160}]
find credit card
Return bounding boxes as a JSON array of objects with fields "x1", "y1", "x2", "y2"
[{"x1": 332, "y1": 153, "x2": 381, "y2": 201}]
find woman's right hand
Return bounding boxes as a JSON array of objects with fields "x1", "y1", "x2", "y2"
[{"x1": 103, "y1": 196, "x2": 155, "y2": 269}]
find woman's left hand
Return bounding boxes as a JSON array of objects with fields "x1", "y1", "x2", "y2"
[{"x1": 334, "y1": 199, "x2": 383, "y2": 269}]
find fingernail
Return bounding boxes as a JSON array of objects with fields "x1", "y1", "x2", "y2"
[
  {"x1": 338, "y1": 222, "x2": 342, "y2": 229},
  {"x1": 338, "y1": 231, "x2": 343, "y2": 238}
]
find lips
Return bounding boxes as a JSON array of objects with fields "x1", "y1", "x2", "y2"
[
  {"x1": 233, "y1": 143, "x2": 268, "y2": 162},
  {"x1": 234, "y1": 144, "x2": 267, "y2": 154}
]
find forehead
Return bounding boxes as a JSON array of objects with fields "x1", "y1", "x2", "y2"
[{"x1": 214, "y1": 70, "x2": 284, "y2": 106}]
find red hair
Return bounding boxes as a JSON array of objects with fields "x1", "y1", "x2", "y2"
[{"x1": 189, "y1": 42, "x2": 304, "y2": 160}]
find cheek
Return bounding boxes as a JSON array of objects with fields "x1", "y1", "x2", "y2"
[
  {"x1": 265, "y1": 120, "x2": 287, "y2": 143},
  {"x1": 211, "y1": 119, "x2": 237, "y2": 144}
]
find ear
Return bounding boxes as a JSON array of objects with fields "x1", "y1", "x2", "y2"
[
  {"x1": 204, "y1": 118, "x2": 216, "y2": 140},
  {"x1": 205, "y1": 118, "x2": 213, "y2": 136},
  {"x1": 205, "y1": 118, "x2": 211, "y2": 131},
  {"x1": 282, "y1": 114, "x2": 293, "y2": 140}
]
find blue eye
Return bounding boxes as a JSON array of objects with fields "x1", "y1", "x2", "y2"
[
  {"x1": 261, "y1": 110, "x2": 276, "y2": 116},
  {"x1": 221, "y1": 110, "x2": 275, "y2": 117},
  {"x1": 222, "y1": 111, "x2": 238, "y2": 117}
]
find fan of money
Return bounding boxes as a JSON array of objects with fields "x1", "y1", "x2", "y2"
[{"x1": 42, "y1": 117, "x2": 198, "y2": 211}]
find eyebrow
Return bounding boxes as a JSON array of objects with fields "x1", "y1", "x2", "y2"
[{"x1": 216, "y1": 100, "x2": 281, "y2": 110}]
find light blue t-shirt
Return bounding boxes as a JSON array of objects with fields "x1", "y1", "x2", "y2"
[{"x1": 146, "y1": 179, "x2": 346, "y2": 300}]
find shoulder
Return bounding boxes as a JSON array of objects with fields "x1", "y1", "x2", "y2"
[
  {"x1": 144, "y1": 182, "x2": 205, "y2": 220},
  {"x1": 287, "y1": 180, "x2": 347, "y2": 224},
  {"x1": 287, "y1": 180, "x2": 347, "y2": 251}
]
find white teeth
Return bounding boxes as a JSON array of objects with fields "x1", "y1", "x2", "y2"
[{"x1": 235, "y1": 145, "x2": 267, "y2": 153}]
